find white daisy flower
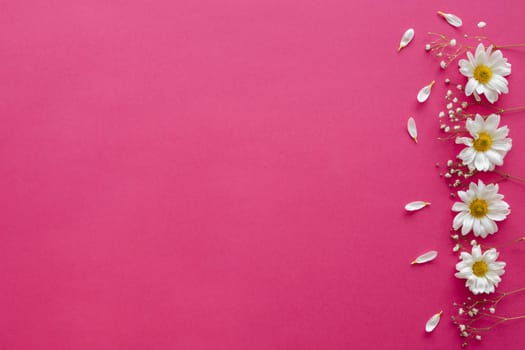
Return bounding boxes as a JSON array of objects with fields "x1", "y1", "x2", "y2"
[
  {"x1": 459, "y1": 43, "x2": 511, "y2": 103},
  {"x1": 455, "y1": 245, "x2": 505, "y2": 295},
  {"x1": 452, "y1": 180, "x2": 510, "y2": 238},
  {"x1": 456, "y1": 114, "x2": 512, "y2": 172}
]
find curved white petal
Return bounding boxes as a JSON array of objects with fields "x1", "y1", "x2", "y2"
[
  {"x1": 405, "y1": 201, "x2": 431, "y2": 211},
  {"x1": 417, "y1": 81, "x2": 435, "y2": 103},
  {"x1": 425, "y1": 311, "x2": 443, "y2": 332},
  {"x1": 438, "y1": 11, "x2": 462, "y2": 27},
  {"x1": 411, "y1": 250, "x2": 438, "y2": 264},
  {"x1": 407, "y1": 117, "x2": 417, "y2": 143},
  {"x1": 484, "y1": 88, "x2": 499, "y2": 104},
  {"x1": 399, "y1": 28, "x2": 415, "y2": 51}
]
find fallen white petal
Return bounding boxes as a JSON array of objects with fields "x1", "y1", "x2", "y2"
[
  {"x1": 404, "y1": 201, "x2": 431, "y2": 211},
  {"x1": 477, "y1": 21, "x2": 487, "y2": 28},
  {"x1": 399, "y1": 28, "x2": 415, "y2": 51},
  {"x1": 438, "y1": 11, "x2": 463, "y2": 27},
  {"x1": 407, "y1": 117, "x2": 417, "y2": 143},
  {"x1": 411, "y1": 250, "x2": 438, "y2": 264},
  {"x1": 417, "y1": 81, "x2": 435, "y2": 103},
  {"x1": 425, "y1": 311, "x2": 443, "y2": 333}
]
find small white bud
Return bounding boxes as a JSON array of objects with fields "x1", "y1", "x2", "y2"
[
  {"x1": 453, "y1": 243, "x2": 461, "y2": 252},
  {"x1": 489, "y1": 307, "x2": 495, "y2": 314},
  {"x1": 477, "y1": 21, "x2": 487, "y2": 28},
  {"x1": 440, "y1": 60, "x2": 448, "y2": 69},
  {"x1": 445, "y1": 78, "x2": 451, "y2": 84},
  {"x1": 470, "y1": 239, "x2": 477, "y2": 246},
  {"x1": 450, "y1": 39, "x2": 457, "y2": 46},
  {"x1": 476, "y1": 335, "x2": 482, "y2": 341},
  {"x1": 425, "y1": 44, "x2": 431, "y2": 51}
]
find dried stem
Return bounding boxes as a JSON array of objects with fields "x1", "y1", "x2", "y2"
[
  {"x1": 470, "y1": 314, "x2": 525, "y2": 332},
  {"x1": 494, "y1": 43, "x2": 525, "y2": 49},
  {"x1": 495, "y1": 171, "x2": 525, "y2": 184}
]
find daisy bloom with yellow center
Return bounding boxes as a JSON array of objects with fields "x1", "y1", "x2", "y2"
[
  {"x1": 456, "y1": 114, "x2": 512, "y2": 172},
  {"x1": 455, "y1": 245, "x2": 505, "y2": 295},
  {"x1": 459, "y1": 43, "x2": 511, "y2": 103},
  {"x1": 452, "y1": 180, "x2": 510, "y2": 238}
]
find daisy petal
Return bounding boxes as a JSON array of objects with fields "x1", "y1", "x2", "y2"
[
  {"x1": 407, "y1": 117, "x2": 418, "y2": 143},
  {"x1": 425, "y1": 311, "x2": 443, "y2": 332},
  {"x1": 411, "y1": 250, "x2": 438, "y2": 265},
  {"x1": 417, "y1": 81, "x2": 435, "y2": 103},
  {"x1": 405, "y1": 201, "x2": 431, "y2": 211},
  {"x1": 438, "y1": 11, "x2": 462, "y2": 27},
  {"x1": 398, "y1": 28, "x2": 415, "y2": 51}
]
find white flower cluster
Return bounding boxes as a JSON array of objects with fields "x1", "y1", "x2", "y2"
[
  {"x1": 450, "y1": 45, "x2": 513, "y2": 297},
  {"x1": 401, "y1": 17, "x2": 522, "y2": 343}
]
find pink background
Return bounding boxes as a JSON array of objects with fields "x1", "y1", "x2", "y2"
[{"x1": 2, "y1": 1, "x2": 525, "y2": 349}]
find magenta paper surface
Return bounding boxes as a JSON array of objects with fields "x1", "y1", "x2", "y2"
[{"x1": 2, "y1": 1, "x2": 525, "y2": 349}]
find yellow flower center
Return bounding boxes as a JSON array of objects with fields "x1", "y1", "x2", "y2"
[
  {"x1": 473, "y1": 132, "x2": 492, "y2": 152},
  {"x1": 473, "y1": 64, "x2": 493, "y2": 84},
  {"x1": 472, "y1": 261, "x2": 489, "y2": 277},
  {"x1": 469, "y1": 199, "x2": 488, "y2": 218}
]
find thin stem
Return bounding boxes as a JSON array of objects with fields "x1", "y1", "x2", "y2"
[
  {"x1": 476, "y1": 101, "x2": 505, "y2": 112},
  {"x1": 472, "y1": 315, "x2": 525, "y2": 332},
  {"x1": 483, "y1": 236, "x2": 525, "y2": 250},
  {"x1": 500, "y1": 106, "x2": 525, "y2": 114},
  {"x1": 472, "y1": 103, "x2": 525, "y2": 115},
  {"x1": 492, "y1": 287, "x2": 525, "y2": 308},
  {"x1": 427, "y1": 32, "x2": 447, "y2": 39},
  {"x1": 495, "y1": 171, "x2": 525, "y2": 184},
  {"x1": 501, "y1": 287, "x2": 525, "y2": 297},
  {"x1": 494, "y1": 43, "x2": 525, "y2": 49}
]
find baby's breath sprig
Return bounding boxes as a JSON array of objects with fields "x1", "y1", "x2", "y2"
[
  {"x1": 425, "y1": 32, "x2": 471, "y2": 69},
  {"x1": 436, "y1": 81, "x2": 475, "y2": 138},
  {"x1": 452, "y1": 288, "x2": 525, "y2": 346},
  {"x1": 436, "y1": 160, "x2": 475, "y2": 196},
  {"x1": 450, "y1": 234, "x2": 525, "y2": 253},
  {"x1": 425, "y1": 27, "x2": 525, "y2": 72}
]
